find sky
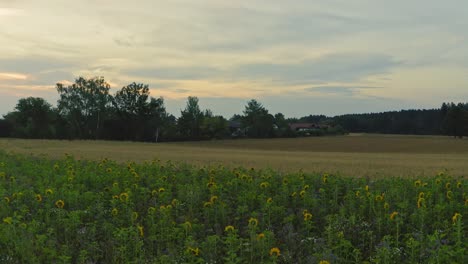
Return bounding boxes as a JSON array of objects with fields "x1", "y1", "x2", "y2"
[{"x1": 1, "y1": 0, "x2": 467, "y2": 118}]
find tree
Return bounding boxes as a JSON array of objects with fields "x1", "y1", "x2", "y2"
[
  {"x1": 112, "y1": 82, "x2": 166, "y2": 141},
  {"x1": 242, "y1": 99, "x2": 275, "y2": 138},
  {"x1": 56, "y1": 77, "x2": 112, "y2": 139},
  {"x1": 3, "y1": 97, "x2": 56, "y2": 138},
  {"x1": 178, "y1": 96, "x2": 204, "y2": 140}
]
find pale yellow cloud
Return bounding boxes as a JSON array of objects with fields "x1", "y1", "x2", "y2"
[{"x1": 0, "y1": 72, "x2": 28, "y2": 80}]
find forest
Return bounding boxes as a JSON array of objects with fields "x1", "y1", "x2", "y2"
[{"x1": 0, "y1": 77, "x2": 467, "y2": 141}]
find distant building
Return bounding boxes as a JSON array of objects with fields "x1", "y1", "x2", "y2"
[
  {"x1": 288, "y1": 122, "x2": 318, "y2": 132},
  {"x1": 229, "y1": 121, "x2": 245, "y2": 137}
]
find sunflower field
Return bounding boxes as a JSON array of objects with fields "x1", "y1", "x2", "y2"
[{"x1": 0, "y1": 151, "x2": 466, "y2": 263}]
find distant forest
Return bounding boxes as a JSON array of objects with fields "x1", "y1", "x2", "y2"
[{"x1": 0, "y1": 77, "x2": 467, "y2": 141}]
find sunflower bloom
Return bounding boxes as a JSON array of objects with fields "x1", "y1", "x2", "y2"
[
  {"x1": 414, "y1": 180, "x2": 422, "y2": 187},
  {"x1": 248, "y1": 217, "x2": 258, "y2": 227},
  {"x1": 187, "y1": 247, "x2": 200, "y2": 256},
  {"x1": 269, "y1": 247, "x2": 281, "y2": 257},
  {"x1": 319, "y1": 261, "x2": 330, "y2": 264},
  {"x1": 45, "y1": 188, "x2": 53, "y2": 195},
  {"x1": 111, "y1": 208, "x2": 118, "y2": 216},
  {"x1": 446, "y1": 191, "x2": 453, "y2": 200},
  {"x1": 456, "y1": 181, "x2": 462, "y2": 188},
  {"x1": 119, "y1": 192, "x2": 129, "y2": 202},
  {"x1": 418, "y1": 192, "x2": 424, "y2": 199},
  {"x1": 203, "y1": 201, "x2": 212, "y2": 208},
  {"x1": 3, "y1": 217, "x2": 12, "y2": 224},
  {"x1": 137, "y1": 225, "x2": 144, "y2": 237},
  {"x1": 384, "y1": 202, "x2": 389, "y2": 210},
  {"x1": 3, "y1": 197, "x2": 10, "y2": 204},
  {"x1": 257, "y1": 233, "x2": 265, "y2": 240},
  {"x1": 36, "y1": 194, "x2": 42, "y2": 202},
  {"x1": 417, "y1": 197, "x2": 425, "y2": 209},
  {"x1": 132, "y1": 212, "x2": 138, "y2": 221},
  {"x1": 299, "y1": 190, "x2": 306, "y2": 198},
  {"x1": 260, "y1": 182, "x2": 269, "y2": 188},
  {"x1": 55, "y1": 200, "x2": 65, "y2": 209},
  {"x1": 304, "y1": 212, "x2": 313, "y2": 221},
  {"x1": 224, "y1": 225, "x2": 235, "y2": 232},
  {"x1": 452, "y1": 212, "x2": 462, "y2": 224},
  {"x1": 355, "y1": 191, "x2": 360, "y2": 197},
  {"x1": 210, "y1": 196, "x2": 218, "y2": 203},
  {"x1": 445, "y1": 182, "x2": 451, "y2": 189},
  {"x1": 266, "y1": 197, "x2": 273, "y2": 204},
  {"x1": 390, "y1": 211, "x2": 398, "y2": 221},
  {"x1": 365, "y1": 185, "x2": 369, "y2": 192}
]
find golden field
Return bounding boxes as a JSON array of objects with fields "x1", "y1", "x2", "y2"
[{"x1": 1, "y1": 134, "x2": 468, "y2": 178}]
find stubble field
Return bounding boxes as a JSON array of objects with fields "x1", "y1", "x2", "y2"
[{"x1": 1, "y1": 134, "x2": 468, "y2": 178}]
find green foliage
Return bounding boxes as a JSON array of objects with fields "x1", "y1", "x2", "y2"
[
  {"x1": 3, "y1": 97, "x2": 57, "y2": 138},
  {"x1": 0, "y1": 152, "x2": 466, "y2": 263}
]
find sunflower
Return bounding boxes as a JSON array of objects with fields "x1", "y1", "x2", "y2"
[
  {"x1": 137, "y1": 225, "x2": 144, "y2": 237},
  {"x1": 210, "y1": 196, "x2": 218, "y2": 203},
  {"x1": 111, "y1": 208, "x2": 118, "y2": 216},
  {"x1": 266, "y1": 197, "x2": 273, "y2": 204},
  {"x1": 203, "y1": 201, "x2": 212, "y2": 208},
  {"x1": 269, "y1": 247, "x2": 280, "y2": 257},
  {"x1": 260, "y1": 182, "x2": 269, "y2": 188},
  {"x1": 446, "y1": 191, "x2": 453, "y2": 200},
  {"x1": 3, "y1": 197, "x2": 10, "y2": 204},
  {"x1": 3, "y1": 217, "x2": 12, "y2": 225},
  {"x1": 384, "y1": 202, "x2": 390, "y2": 210},
  {"x1": 418, "y1": 192, "x2": 424, "y2": 199},
  {"x1": 45, "y1": 189, "x2": 53, "y2": 195},
  {"x1": 452, "y1": 212, "x2": 462, "y2": 224},
  {"x1": 355, "y1": 191, "x2": 360, "y2": 197},
  {"x1": 55, "y1": 200, "x2": 65, "y2": 209},
  {"x1": 187, "y1": 247, "x2": 200, "y2": 256},
  {"x1": 414, "y1": 180, "x2": 422, "y2": 187},
  {"x1": 457, "y1": 181, "x2": 462, "y2": 188},
  {"x1": 319, "y1": 261, "x2": 330, "y2": 264},
  {"x1": 390, "y1": 211, "x2": 398, "y2": 221},
  {"x1": 248, "y1": 217, "x2": 258, "y2": 227},
  {"x1": 132, "y1": 212, "x2": 138, "y2": 221},
  {"x1": 445, "y1": 182, "x2": 451, "y2": 189},
  {"x1": 299, "y1": 190, "x2": 306, "y2": 198},
  {"x1": 290, "y1": 192, "x2": 297, "y2": 197},
  {"x1": 257, "y1": 233, "x2": 265, "y2": 240},
  {"x1": 119, "y1": 192, "x2": 129, "y2": 202},
  {"x1": 303, "y1": 184, "x2": 310, "y2": 190},
  {"x1": 365, "y1": 185, "x2": 369, "y2": 192},
  {"x1": 35, "y1": 194, "x2": 42, "y2": 202},
  {"x1": 417, "y1": 197, "x2": 425, "y2": 209},
  {"x1": 224, "y1": 225, "x2": 235, "y2": 232},
  {"x1": 158, "y1": 187, "x2": 165, "y2": 193},
  {"x1": 303, "y1": 212, "x2": 313, "y2": 221}
]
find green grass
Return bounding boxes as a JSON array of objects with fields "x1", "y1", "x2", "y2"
[{"x1": 1, "y1": 134, "x2": 468, "y2": 178}]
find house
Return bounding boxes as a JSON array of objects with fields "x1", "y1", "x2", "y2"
[
  {"x1": 229, "y1": 121, "x2": 245, "y2": 137},
  {"x1": 288, "y1": 122, "x2": 319, "y2": 132}
]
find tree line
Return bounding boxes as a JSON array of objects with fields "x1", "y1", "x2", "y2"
[{"x1": 0, "y1": 77, "x2": 467, "y2": 140}]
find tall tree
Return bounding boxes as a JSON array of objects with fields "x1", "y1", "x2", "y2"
[
  {"x1": 242, "y1": 99, "x2": 275, "y2": 138},
  {"x1": 178, "y1": 96, "x2": 204, "y2": 139},
  {"x1": 3, "y1": 97, "x2": 56, "y2": 138},
  {"x1": 56, "y1": 77, "x2": 112, "y2": 139}
]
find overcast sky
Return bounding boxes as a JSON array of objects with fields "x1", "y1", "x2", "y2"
[{"x1": 1, "y1": 0, "x2": 467, "y2": 117}]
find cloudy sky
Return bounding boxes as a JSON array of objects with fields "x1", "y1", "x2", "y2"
[{"x1": 1, "y1": 0, "x2": 467, "y2": 117}]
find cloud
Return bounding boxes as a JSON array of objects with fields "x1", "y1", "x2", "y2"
[
  {"x1": 0, "y1": 72, "x2": 28, "y2": 80},
  {"x1": 232, "y1": 53, "x2": 400, "y2": 84},
  {"x1": 305, "y1": 85, "x2": 382, "y2": 96}
]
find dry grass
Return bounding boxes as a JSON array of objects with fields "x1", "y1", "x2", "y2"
[{"x1": 1, "y1": 134, "x2": 467, "y2": 178}]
